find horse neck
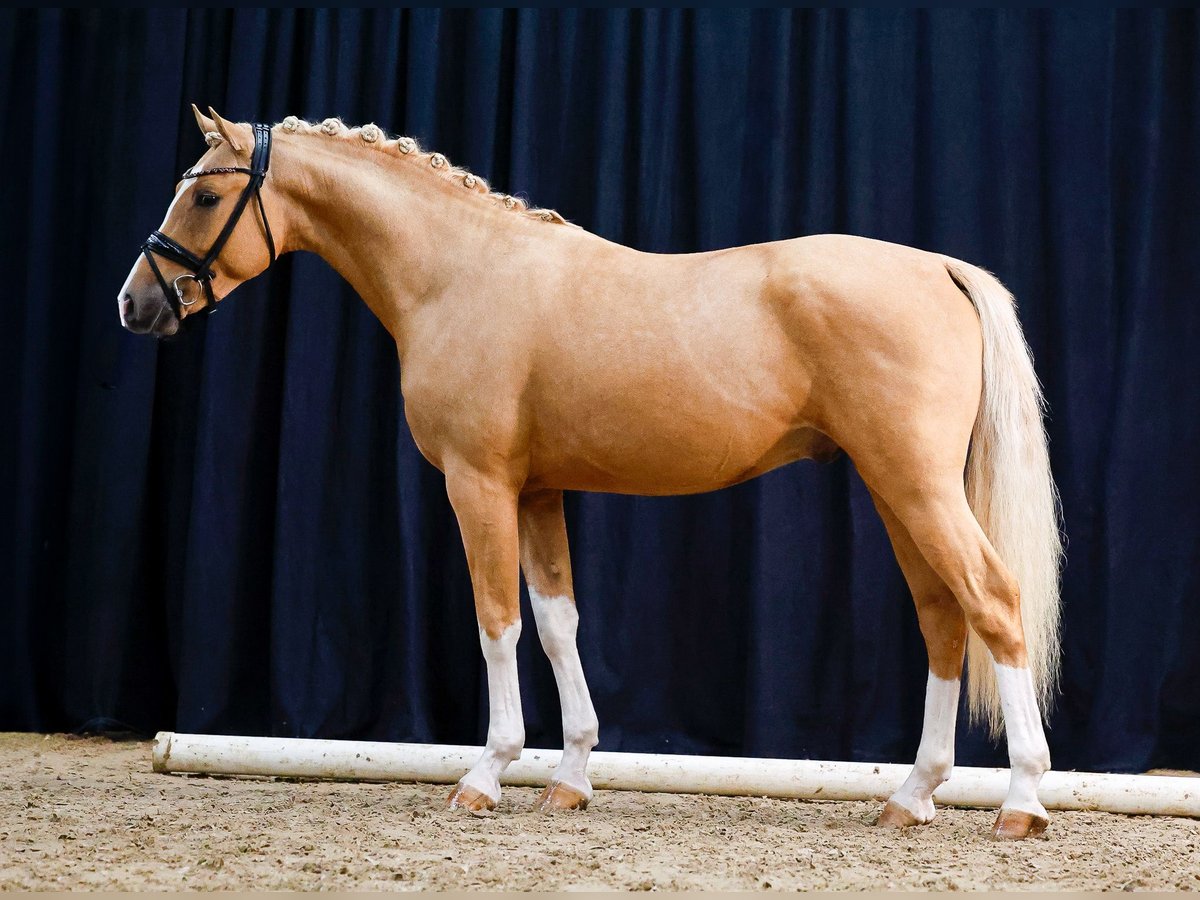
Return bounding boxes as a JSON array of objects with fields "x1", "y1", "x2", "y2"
[{"x1": 271, "y1": 134, "x2": 509, "y2": 344}]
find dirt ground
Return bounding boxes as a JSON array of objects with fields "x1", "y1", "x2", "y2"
[{"x1": 1, "y1": 734, "x2": 1197, "y2": 891}]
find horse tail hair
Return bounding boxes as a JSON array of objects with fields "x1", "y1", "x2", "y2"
[{"x1": 942, "y1": 255, "x2": 1064, "y2": 737}]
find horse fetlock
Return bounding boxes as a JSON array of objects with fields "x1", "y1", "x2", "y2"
[
  {"x1": 1009, "y1": 728, "x2": 1050, "y2": 779},
  {"x1": 1003, "y1": 754, "x2": 1049, "y2": 818},
  {"x1": 920, "y1": 754, "x2": 953, "y2": 787},
  {"x1": 566, "y1": 718, "x2": 599, "y2": 752},
  {"x1": 1012, "y1": 754, "x2": 1050, "y2": 790},
  {"x1": 481, "y1": 724, "x2": 521, "y2": 761}
]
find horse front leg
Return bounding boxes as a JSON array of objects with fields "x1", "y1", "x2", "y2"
[
  {"x1": 518, "y1": 489, "x2": 599, "y2": 812},
  {"x1": 444, "y1": 467, "x2": 524, "y2": 813}
]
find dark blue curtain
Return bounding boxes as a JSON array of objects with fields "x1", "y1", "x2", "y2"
[{"x1": 3, "y1": 10, "x2": 1197, "y2": 774}]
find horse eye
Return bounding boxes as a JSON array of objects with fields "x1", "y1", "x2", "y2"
[{"x1": 196, "y1": 192, "x2": 219, "y2": 208}]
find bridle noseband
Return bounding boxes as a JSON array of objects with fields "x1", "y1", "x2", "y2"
[{"x1": 140, "y1": 122, "x2": 276, "y2": 321}]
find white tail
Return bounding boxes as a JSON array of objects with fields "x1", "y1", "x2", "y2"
[{"x1": 942, "y1": 256, "x2": 1064, "y2": 736}]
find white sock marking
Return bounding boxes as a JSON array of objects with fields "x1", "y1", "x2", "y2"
[
  {"x1": 529, "y1": 588, "x2": 599, "y2": 798},
  {"x1": 889, "y1": 671, "x2": 959, "y2": 822},
  {"x1": 995, "y1": 662, "x2": 1051, "y2": 817},
  {"x1": 459, "y1": 622, "x2": 524, "y2": 803}
]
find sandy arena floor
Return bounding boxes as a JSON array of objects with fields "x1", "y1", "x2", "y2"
[{"x1": 1, "y1": 733, "x2": 1197, "y2": 891}]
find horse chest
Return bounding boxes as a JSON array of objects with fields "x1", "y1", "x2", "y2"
[{"x1": 399, "y1": 365, "x2": 524, "y2": 472}]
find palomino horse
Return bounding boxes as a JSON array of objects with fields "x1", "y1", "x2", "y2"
[{"x1": 119, "y1": 108, "x2": 1063, "y2": 840}]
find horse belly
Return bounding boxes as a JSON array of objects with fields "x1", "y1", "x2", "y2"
[{"x1": 526, "y1": 388, "x2": 833, "y2": 496}]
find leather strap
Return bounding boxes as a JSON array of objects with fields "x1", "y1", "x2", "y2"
[{"x1": 140, "y1": 121, "x2": 275, "y2": 321}]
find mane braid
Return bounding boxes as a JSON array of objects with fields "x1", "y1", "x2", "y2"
[{"x1": 272, "y1": 116, "x2": 572, "y2": 226}]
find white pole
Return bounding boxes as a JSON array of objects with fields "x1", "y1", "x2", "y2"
[{"x1": 152, "y1": 732, "x2": 1199, "y2": 819}]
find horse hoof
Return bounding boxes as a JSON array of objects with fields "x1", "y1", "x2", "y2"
[
  {"x1": 990, "y1": 808, "x2": 1049, "y2": 840},
  {"x1": 446, "y1": 782, "x2": 496, "y2": 813},
  {"x1": 535, "y1": 780, "x2": 589, "y2": 813},
  {"x1": 875, "y1": 800, "x2": 923, "y2": 828}
]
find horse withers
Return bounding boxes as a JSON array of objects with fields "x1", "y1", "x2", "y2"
[{"x1": 118, "y1": 107, "x2": 1062, "y2": 840}]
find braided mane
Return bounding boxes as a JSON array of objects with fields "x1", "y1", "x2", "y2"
[{"x1": 249, "y1": 116, "x2": 571, "y2": 226}]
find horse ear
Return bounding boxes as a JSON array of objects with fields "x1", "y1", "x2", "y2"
[
  {"x1": 191, "y1": 103, "x2": 217, "y2": 137},
  {"x1": 207, "y1": 107, "x2": 246, "y2": 154}
]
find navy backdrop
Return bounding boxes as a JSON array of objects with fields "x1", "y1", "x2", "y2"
[{"x1": 3, "y1": 10, "x2": 1198, "y2": 773}]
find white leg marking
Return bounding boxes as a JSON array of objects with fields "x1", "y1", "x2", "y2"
[
  {"x1": 995, "y1": 662, "x2": 1051, "y2": 818},
  {"x1": 459, "y1": 622, "x2": 524, "y2": 804},
  {"x1": 888, "y1": 671, "x2": 959, "y2": 823},
  {"x1": 530, "y1": 588, "x2": 599, "y2": 798}
]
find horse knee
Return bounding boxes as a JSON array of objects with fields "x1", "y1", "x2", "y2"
[{"x1": 530, "y1": 590, "x2": 579, "y2": 658}]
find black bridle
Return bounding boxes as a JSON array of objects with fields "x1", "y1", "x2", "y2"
[{"x1": 140, "y1": 122, "x2": 276, "y2": 320}]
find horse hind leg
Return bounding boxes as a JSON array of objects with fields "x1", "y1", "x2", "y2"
[
  {"x1": 870, "y1": 489, "x2": 966, "y2": 828},
  {"x1": 873, "y1": 476, "x2": 1051, "y2": 840},
  {"x1": 518, "y1": 489, "x2": 599, "y2": 812}
]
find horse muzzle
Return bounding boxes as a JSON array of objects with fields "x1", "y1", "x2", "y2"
[{"x1": 119, "y1": 290, "x2": 180, "y2": 337}]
